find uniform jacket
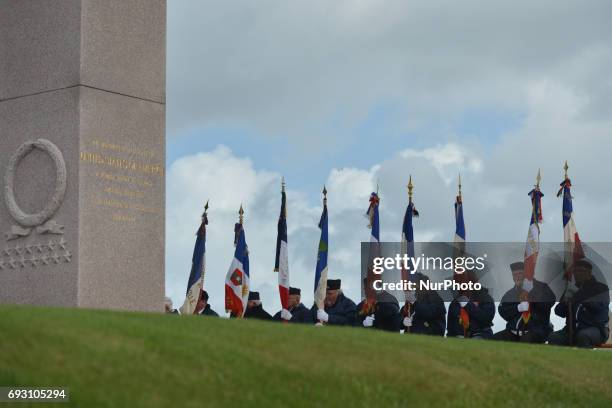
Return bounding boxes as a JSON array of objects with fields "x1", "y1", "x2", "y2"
[
  {"x1": 244, "y1": 304, "x2": 273, "y2": 320},
  {"x1": 447, "y1": 288, "x2": 495, "y2": 338},
  {"x1": 555, "y1": 277, "x2": 610, "y2": 338},
  {"x1": 401, "y1": 290, "x2": 446, "y2": 336},
  {"x1": 273, "y1": 303, "x2": 313, "y2": 324},
  {"x1": 311, "y1": 293, "x2": 357, "y2": 326},
  {"x1": 199, "y1": 304, "x2": 219, "y2": 317},
  {"x1": 355, "y1": 291, "x2": 401, "y2": 332},
  {"x1": 498, "y1": 279, "x2": 555, "y2": 337}
]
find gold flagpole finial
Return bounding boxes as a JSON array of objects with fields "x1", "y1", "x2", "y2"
[
  {"x1": 281, "y1": 176, "x2": 286, "y2": 193},
  {"x1": 563, "y1": 160, "x2": 569, "y2": 179},
  {"x1": 238, "y1": 204, "x2": 244, "y2": 224},
  {"x1": 536, "y1": 168, "x2": 541, "y2": 190},
  {"x1": 458, "y1": 172, "x2": 462, "y2": 197},
  {"x1": 407, "y1": 175, "x2": 414, "y2": 202}
]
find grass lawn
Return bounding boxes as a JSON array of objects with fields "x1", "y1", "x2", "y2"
[{"x1": 1, "y1": 305, "x2": 611, "y2": 407}]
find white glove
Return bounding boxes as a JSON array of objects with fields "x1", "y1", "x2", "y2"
[
  {"x1": 403, "y1": 316, "x2": 413, "y2": 327},
  {"x1": 522, "y1": 279, "x2": 533, "y2": 292},
  {"x1": 363, "y1": 315, "x2": 375, "y2": 327},
  {"x1": 517, "y1": 301, "x2": 530, "y2": 312},
  {"x1": 405, "y1": 291, "x2": 417, "y2": 304},
  {"x1": 565, "y1": 282, "x2": 579, "y2": 300},
  {"x1": 314, "y1": 322, "x2": 324, "y2": 327},
  {"x1": 317, "y1": 309, "x2": 329, "y2": 323},
  {"x1": 280, "y1": 308, "x2": 292, "y2": 321},
  {"x1": 459, "y1": 301, "x2": 468, "y2": 308}
]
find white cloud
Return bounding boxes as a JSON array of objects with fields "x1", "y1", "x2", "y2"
[{"x1": 167, "y1": 0, "x2": 612, "y2": 146}]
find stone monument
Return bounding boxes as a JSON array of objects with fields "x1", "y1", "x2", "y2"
[{"x1": 0, "y1": 0, "x2": 166, "y2": 311}]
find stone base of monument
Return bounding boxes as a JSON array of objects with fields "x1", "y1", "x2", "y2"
[{"x1": 0, "y1": 0, "x2": 166, "y2": 312}]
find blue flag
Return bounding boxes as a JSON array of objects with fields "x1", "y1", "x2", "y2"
[
  {"x1": 180, "y1": 211, "x2": 208, "y2": 315},
  {"x1": 313, "y1": 196, "x2": 328, "y2": 310}
]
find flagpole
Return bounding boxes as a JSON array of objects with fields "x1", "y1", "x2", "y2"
[
  {"x1": 199, "y1": 199, "x2": 209, "y2": 302},
  {"x1": 314, "y1": 185, "x2": 328, "y2": 325},
  {"x1": 406, "y1": 175, "x2": 413, "y2": 321},
  {"x1": 563, "y1": 161, "x2": 574, "y2": 346},
  {"x1": 275, "y1": 177, "x2": 290, "y2": 323}
]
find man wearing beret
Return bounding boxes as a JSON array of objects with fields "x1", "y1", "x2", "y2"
[
  {"x1": 243, "y1": 291, "x2": 273, "y2": 321},
  {"x1": 447, "y1": 271, "x2": 496, "y2": 339},
  {"x1": 400, "y1": 273, "x2": 446, "y2": 336},
  {"x1": 355, "y1": 278, "x2": 402, "y2": 332},
  {"x1": 493, "y1": 261, "x2": 556, "y2": 343},
  {"x1": 197, "y1": 290, "x2": 219, "y2": 317},
  {"x1": 273, "y1": 287, "x2": 313, "y2": 324},
  {"x1": 548, "y1": 259, "x2": 610, "y2": 348},
  {"x1": 311, "y1": 279, "x2": 357, "y2": 326}
]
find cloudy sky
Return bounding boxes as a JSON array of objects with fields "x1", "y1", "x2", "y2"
[{"x1": 165, "y1": 0, "x2": 612, "y2": 327}]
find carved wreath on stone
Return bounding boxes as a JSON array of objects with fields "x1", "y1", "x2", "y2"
[{"x1": 4, "y1": 139, "x2": 66, "y2": 240}]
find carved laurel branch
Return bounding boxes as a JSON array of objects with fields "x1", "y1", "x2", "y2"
[{"x1": 4, "y1": 139, "x2": 67, "y2": 240}]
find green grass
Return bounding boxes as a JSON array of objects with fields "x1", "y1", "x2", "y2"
[{"x1": 1, "y1": 305, "x2": 611, "y2": 407}]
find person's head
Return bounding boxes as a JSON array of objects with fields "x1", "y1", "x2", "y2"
[
  {"x1": 196, "y1": 290, "x2": 209, "y2": 310},
  {"x1": 247, "y1": 291, "x2": 261, "y2": 308},
  {"x1": 572, "y1": 259, "x2": 593, "y2": 286},
  {"x1": 164, "y1": 297, "x2": 173, "y2": 313},
  {"x1": 510, "y1": 261, "x2": 525, "y2": 287},
  {"x1": 457, "y1": 270, "x2": 478, "y2": 297},
  {"x1": 288, "y1": 287, "x2": 301, "y2": 309},
  {"x1": 325, "y1": 279, "x2": 341, "y2": 307}
]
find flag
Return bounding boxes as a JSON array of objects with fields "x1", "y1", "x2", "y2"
[
  {"x1": 362, "y1": 192, "x2": 380, "y2": 315},
  {"x1": 557, "y1": 170, "x2": 584, "y2": 280},
  {"x1": 454, "y1": 194, "x2": 466, "y2": 244},
  {"x1": 453, "y1": 176, "x2": 466, "y2": 275},
  {"x1": 524, "y1": 183, "x2": 543, "y2": 282},
  {"x1": 275, "y1": 182, "x2": 290, "y2": 310},
  {"x1": 522, "y1": 173, "x2": 543, "y2": 324},
  {"x1": 401, "y1": 199, "x2": 418, "y2": 278},
  {"x1": 179, "y1": 205, "x2": 208, "y2": 315},
  {"x1": 225, "y1": 208, "x2": 250, "y2": 318},
  {"x1": 313, "y1": 188, "x2": 328, "y2": 310},
  {"x1": 401, "y1": 179, "x2": 418, "y2": 294},
  {"x1": 452, "y1": 178, "x2": 471, "y2": 332},
  {"x1": 400, "y1": 180, "x2": 419, "y2": 322}
]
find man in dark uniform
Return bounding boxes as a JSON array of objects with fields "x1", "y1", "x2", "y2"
[
  {"x1": 493, "y1": 261, "x2": 556, "y2": 343},
  {"x1": 311, "y1": 279, "x2": 356, "y2": 326},
  {"x1": 355, "y1": 279, "x2": 401, "y2": 332},
  {"x1": 273, "y1": 287, "x2": 313, "y2": 323},
  {"x1": 548, "y1": 259, "x2": 610, "y2": 348},
  {"x1": 400, "y1": 273, "x2": 446, "y2": 336},
  {"x1": 243, "y1": 291, "x2": 273, "y2": 320},
  {"x1": 197, "y1": 290, "x2": 219, "y2": 317},
  {"x1": 447, "y1": 273, "x2": 495, "y2": 339}
]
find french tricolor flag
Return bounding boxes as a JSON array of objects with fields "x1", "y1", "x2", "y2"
[
  {"x1": 225, "y1": 210, "x2": 250, "y2": 318},
  {"x1": 365, "y1": 192, "x2": 381, "y2": 303},
  {"x1": 275, "y1": 181, "x2": 290, "y2": 310},
  {"x1": 557, "y1": 166, "x2": 584, "y2": 279},
  {"x1": 180, "y1": 206, "x2": 208, "y2": 315},
  {"x1": 524, "y1": 172, "x2": 543, "y2": 283}
]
